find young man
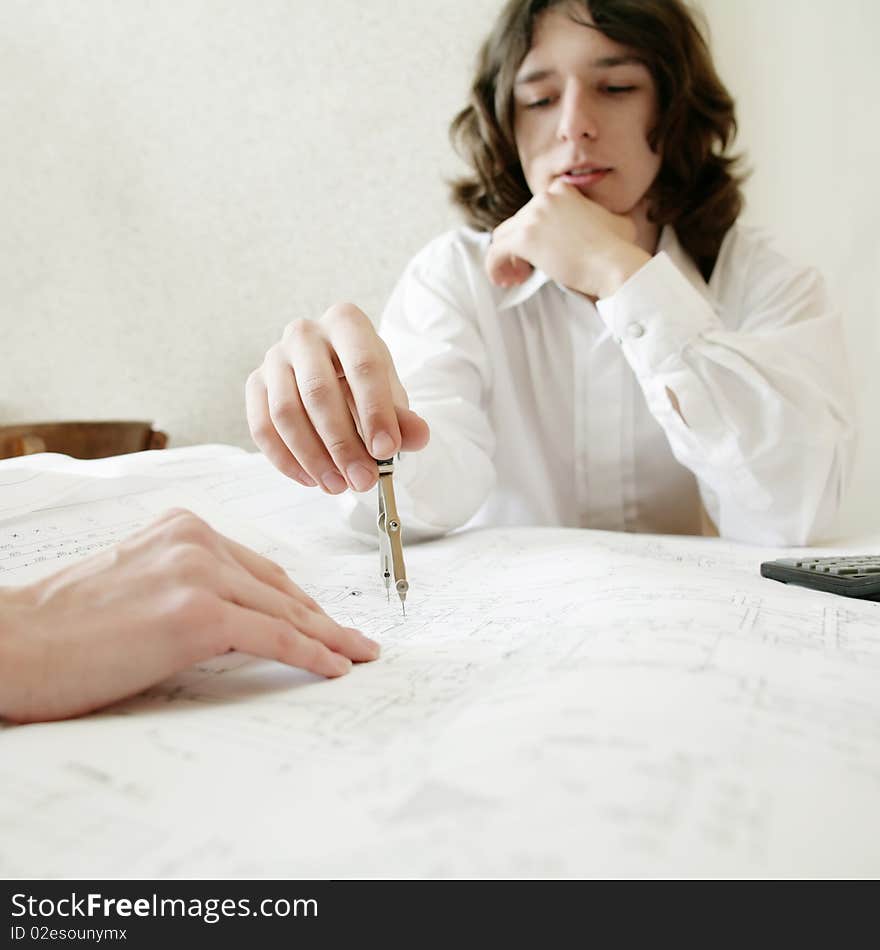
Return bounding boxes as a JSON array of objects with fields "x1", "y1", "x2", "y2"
[
  {"x1": 246, "y1": 0, "x2": 854, "y2": 547},
  {"x1": 0, "y1": 509, "x2": 380, "y2": 723}
]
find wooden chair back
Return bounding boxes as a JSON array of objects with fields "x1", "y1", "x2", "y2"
[{"x1": 0, "y1": 421, "x2": 168, "y2": 460}]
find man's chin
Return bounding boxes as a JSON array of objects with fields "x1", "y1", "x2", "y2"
[{"x1": 572, "y1": 184, "x2": 619, "y2": 212}]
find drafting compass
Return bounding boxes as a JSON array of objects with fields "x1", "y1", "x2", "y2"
[{"x1": 377, "y1": 456, "x2": 408, "y2": 614}]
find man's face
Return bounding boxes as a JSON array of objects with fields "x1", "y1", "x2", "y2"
[{"x1": 512, "y1": 6, "x2": 662, "y2": 215}]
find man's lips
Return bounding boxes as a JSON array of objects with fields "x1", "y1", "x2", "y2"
[{"x1": 559, "y1": 166, "x2": 612, "y2": 186}]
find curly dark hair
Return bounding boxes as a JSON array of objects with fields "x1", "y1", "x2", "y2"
[{"x1": 449, "y1": 0, "x2": 746, "y2": 281}]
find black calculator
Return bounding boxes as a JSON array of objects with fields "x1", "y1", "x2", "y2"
[{"x1": 760, "y1": 555, "x2": 880, "y2": 601}]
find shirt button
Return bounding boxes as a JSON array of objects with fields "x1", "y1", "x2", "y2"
[{"x1": 625, "y1": 322, "x2": 645, "y2": 339}]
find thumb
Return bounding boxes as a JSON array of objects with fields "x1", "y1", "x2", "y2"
[{"x1": 395, "y1": 406, "x2": 430, "y2": 453}]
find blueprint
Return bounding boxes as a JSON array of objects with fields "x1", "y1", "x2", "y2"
[{"x1": 1, "y1": 449, "x2": 879, "y2": 878}]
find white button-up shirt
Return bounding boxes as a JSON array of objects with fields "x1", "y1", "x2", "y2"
[{"x1": 341, "y1": 224, "x2": 855, "y2": 546}]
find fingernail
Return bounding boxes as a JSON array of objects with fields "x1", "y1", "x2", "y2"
[
  {"x1": 321, "y1": 471, "x2": 347, "y2": 494},
  {"x1": 332, "y1": 655, "x2": 352, "y2": 676},
  {"x1": 346, "y1": 462, "x2": 375, "y2": 492},
  {"x1": 294, "y1": 471, "x2": 318, "y2": 487},
  {"x1": 371, "y1": 431, "x2": 396, "y2": 458},
  {"x1": 359, "y1": 634, "x2": 381, "y2": 659}
]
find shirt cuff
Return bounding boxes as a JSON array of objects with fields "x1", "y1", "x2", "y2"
[{"x1": 596, "y1": 251, "x2": 723, "y2": 373}]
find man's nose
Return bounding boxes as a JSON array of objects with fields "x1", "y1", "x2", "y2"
[{"x1": 556, "y1": 83, "x2": 598, "y2": 141}]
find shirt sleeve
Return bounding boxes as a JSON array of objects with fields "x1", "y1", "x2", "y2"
[
  {"x1": 595, "y1": 236, "x2": 856, "y2": 545},
  {"x1": 337, "y1": 235, "x2": 497, "y2": 543}
]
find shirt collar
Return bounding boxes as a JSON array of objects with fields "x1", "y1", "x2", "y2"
[{"x1": 496, "y1": 266, "x2": 552, "y2": 312}]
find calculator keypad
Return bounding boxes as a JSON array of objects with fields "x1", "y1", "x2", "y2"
[
  {"x1": 791, "y1": 557, "x2": 880, "y2": 576},
  {"x1": 762, "y1": 555, "x2": 880, "y2": 600}
]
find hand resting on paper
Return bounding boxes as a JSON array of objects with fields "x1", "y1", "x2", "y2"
[{"x1": 0, "y1": 509, "x2": 379, "y2": 724}]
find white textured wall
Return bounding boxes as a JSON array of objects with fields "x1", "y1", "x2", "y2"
[
  {"x1": 0, "y1": 0, "x2": 499, "y2": 447},
  {"x1": 2, "y1": 1, "x2": 877, "y2": 531},
  {"x1": 700, "y1": 0, "x2": 880, "y2": 533}
]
